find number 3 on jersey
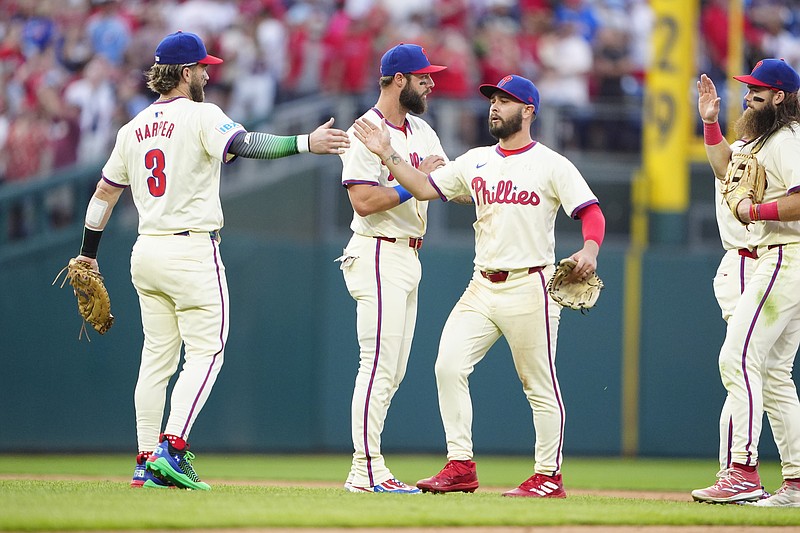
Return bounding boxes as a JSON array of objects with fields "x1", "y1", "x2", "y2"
[{"x1": 145, "y1": 149, "x2": 167, "y2": 197}]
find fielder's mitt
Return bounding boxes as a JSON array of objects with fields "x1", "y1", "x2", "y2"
[
  {"x1": 721, "y1": 152, "x2": 766, "y2": 224},
  {"x1": 547, "y1": 258, "x2": 603, "y2": 312},
  {"x1": 53, "y1": 259, "x2": 114, "y2": 340}
]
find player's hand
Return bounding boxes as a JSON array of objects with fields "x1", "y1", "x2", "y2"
[
  {"x1": 697, "y1": 74, "x2": 721, "y2": 124},
  {"x1": 353, "y1": 118, "x2": 392, "y2": 159},
  {"x1": 565, "y1": 241, "x2": 599, "y2": 283},
  {"x1": 309, "y1": 117, "x2": 350, "y2": 155},
  {"x1": 75, "y1": 255, "x2": 99, "y2": 272},
  {"x1": 736, "y1": 198, "x2": 753, "y2": 224},
  {"x1": 418, "y1": 155, "x2": 445, "y2": 174}
]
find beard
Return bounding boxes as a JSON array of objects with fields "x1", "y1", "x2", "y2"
[
  {"x1": 399, "y1": 84, "x2": 427, "y2": 115},
  {"x1": 189, "y1": 76, "x2": 205, "y2": 103},
  {"x1": 734, "y1": 103, "x2": 776, "y2": 141},
  {"x1": 488, "y1": 108, "x2": 523, "y2": 140}
]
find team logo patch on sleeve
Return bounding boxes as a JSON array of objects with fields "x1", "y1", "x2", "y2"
[{"x1": 215, "y1": 121, "x2": 241, "y2": 134}]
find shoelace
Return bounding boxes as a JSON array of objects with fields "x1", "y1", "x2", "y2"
[
  {"x1": 177, "y1": 450, "x2": 202, "y2": 482},
  {"x1": 713, "y1": 469, "x2": 751, "y2": 489},
  {"x1": 440, "y1": 461, "x2": 469, "y2": 477},
  {"x1": 520, "y1": 474, "x2": 549, "y2": 490}
]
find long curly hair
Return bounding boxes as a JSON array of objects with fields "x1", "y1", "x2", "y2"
[
  {"x1": 755, "y1": 91, "x2": 800, "y2": 149},
  {"x1": 145, "y1": 64, "x2": 184, "y2": 95}
]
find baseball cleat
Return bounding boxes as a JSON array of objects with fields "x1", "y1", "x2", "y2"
[
  {"x1": 502, "y1": 473, "x2": 566, "y2": 498},
  {"x1": 691, "y1": 466, "x2": 763, "y2": 503},
  {"x1": 131, "y1": 452, "x2": 176, "y2": 489},
  {"x1": 749, "y1": 480, "x2": 800, "y2": 507},
  {"x1": 416, "y1": 460, "x2": 479, "y2": 493},
  {"x1": 344, "y1": 478, "x2": 421, "y2": 494},
  {"x1": 146, "y1": 435, "x2": 210, "y2": 491}
]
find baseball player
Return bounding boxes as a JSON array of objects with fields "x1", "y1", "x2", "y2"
[
  {"x1": 697, "y1": 73, "x2": 780, "y2": 500},
  {"x1": 68, "y1": 31, "x2": 349, "y2": 490},
  {"x1": 692, "y1": 60, "x2": 800, "y2": 506},
  {"x1": 336, "y1": 43, "x2": 449, "y2": 493},
  {"x1": 353, "y1": 74, "x2": 605, "y2": 498}
]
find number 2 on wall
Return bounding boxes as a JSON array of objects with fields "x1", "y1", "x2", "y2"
[{"x1": 145, "y1": 149, "x2": 167, "y2": 197}]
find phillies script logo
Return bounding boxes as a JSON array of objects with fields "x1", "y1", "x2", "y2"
[{"x1": 471, "y1": 177, "x2": 540, "y2": 205}]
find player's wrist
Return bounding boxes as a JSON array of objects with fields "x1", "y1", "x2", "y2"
[
  {"x1": 703, "y1": 121, "x2": 724, "y2": 145},
  {"x1": 750, "y1": 201, "x2": 780, "y2": 222},
  {"x1": 296, "y1": 134, "x2": 310, "y2": 153},
  {"x1": 80, "y1": 227, "x2": 103, "y2": 259},
  {"x1": 393, "y1": 184, "x2": 413, "y2": 204}
]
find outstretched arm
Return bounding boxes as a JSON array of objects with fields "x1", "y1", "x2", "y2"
[
  {"x1": 352, "y1": 118, "x2": 440, "y2": 201},
  {"x1": 228, "y1": 118, "x2": 350, "y2": 159}
]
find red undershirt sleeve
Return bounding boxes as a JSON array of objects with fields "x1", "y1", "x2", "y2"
[{"x1": 576, "y1": 203, "x2": 605, "y2": 247}]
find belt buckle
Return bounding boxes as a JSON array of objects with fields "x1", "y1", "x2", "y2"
[{"x1": 481, "y1": 270, "x2": 509, "y2": 283}]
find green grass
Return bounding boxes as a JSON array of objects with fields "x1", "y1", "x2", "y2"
[{"x1": 1, "y1": 454, "x2": 799, "y2": 530}]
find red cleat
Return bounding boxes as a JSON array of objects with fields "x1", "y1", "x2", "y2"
[
  {"x1": 503, "y1": 473, "x2": 567, "y2": 498},
  {"x1": 416, "y1": 460, "x2": 479, "y2": 493}
]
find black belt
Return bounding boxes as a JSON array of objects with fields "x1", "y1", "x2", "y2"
[
  {"x1": 481, "y1": 266, "x2": 544, "y2": 283},
  {"x1": 376, "y1": 236, "x2": 423, "y2": 250},
  {"x1": 175, "y1": 230, "x2": 220, "y2": 241}
]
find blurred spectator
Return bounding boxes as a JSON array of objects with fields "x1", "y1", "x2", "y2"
[
  {"x1": 434, "y1": 0, "x2": 471, "y2": 31},
  {"x1": 171, "y1": 0, "x2": 240, "y2": 36},
  {"x1": 3, "y1": 103, "x2": 52, "y2": 239},
  {"x1": 474, "y1": 16, "x2": 521, "y2": 86},
  {"x1": 700, "y1": 0, "x2": 765, "y2": 80},
  {"x1": 220, "y1": 18, "x2": 277, "y2": 121},
  {"x1": 282, "y1": 1, "x2": 329, "y2": 99},
  {"x1": 86, "y1": 0, "x2": 132, "y2": 66},
  {"x1": 56, "y1": 19, "x2": 94, "y2": 74},
  {"x1": 517, "y1": 4, "x2": 552, "y2": 82},
  {"x1": 18, "y1": 0, "x2": 58, "y2": 59},
  {"x1": 63, "y1": 55, "x2": 118, "y2": 164},
  {"x1": 749, "y1": 2, "x2": 800, "y2": 70},
  {"x1": 321, "y1": 2, "x2": 377, "y2": 95},
  {"x1": 553, "y1": 0, "x2": 600, "y2": 43},
  {"x1": 536, "y1": 18, "x2": 593, "y2": 108}
]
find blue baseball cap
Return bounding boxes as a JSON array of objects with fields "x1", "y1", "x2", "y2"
[
  {"x1": 380, "y1": 43, "x2": 446, "y2": 76},
  {"x1": 479, "y1": 75, "x2": 540, "y2": 112},
  {"x1": 734, "y1": 58, "x2": 799, "y2": 93},
  {"x1": 155, "y1": 31, "x2": 223, "y2": 65}
]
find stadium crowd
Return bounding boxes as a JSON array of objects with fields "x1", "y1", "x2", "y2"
[{"x1": 0, "y1": 0, "x2": 798, "y2": 187}]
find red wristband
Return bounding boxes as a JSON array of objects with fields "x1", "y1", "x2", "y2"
[
  {"x1": 703, "y1": 121, "x2": 724, "y2": 145},
  {"x1": 750, "y1": 203, "x2": 758, "y2": 222},
  {"x1": 758, "y1": 201, "x2": 780, "y2": 221}
]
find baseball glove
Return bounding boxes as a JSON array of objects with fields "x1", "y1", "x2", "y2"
[
  {"x1": 547, "y1": 258, "x2": 603, "y2": 312},
  {"x1": 53, "y1": 259, "x2": 114, "y2": 340},
  {"x1": 721, "y1": 152, "x2": 766, "y2": 224}
]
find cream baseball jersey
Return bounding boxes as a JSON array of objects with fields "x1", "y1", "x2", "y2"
[
  {"x1": 340, "y1": 108, "x2": 448, "y2": 238},
  {"x1": 429, "y1": 142, "x2": 597, "y2": 270},
  {"x1": 741, "y1": 127, "x2": 800, "y2": 248},
  {"x1": 101, "y1": 96, "x2": 246, "y2": 235}
]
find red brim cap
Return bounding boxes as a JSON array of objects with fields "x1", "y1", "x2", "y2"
[
  {"x1": 732, "y1": 75, "x2": 772, "y2": 88},
  {"x1": 410, "y1": 64, "x2": 447, "y2": 74},
  {"x1": 198, "y1": 54, "x2": 224, "y2": 65}
]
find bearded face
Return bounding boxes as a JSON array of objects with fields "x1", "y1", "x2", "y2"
[
  {"x1": 399, "y1": 81, "x2": 427, "y2": 115},
  {"x1": 734, "y1": 100, "x2": 776, "y2": 140},
  {"x1": 188, "y1": 67, "x2": 205, "y2": 102},
  {"x1": 488, "y1": 106, "x2": 524, "y2": 140}
]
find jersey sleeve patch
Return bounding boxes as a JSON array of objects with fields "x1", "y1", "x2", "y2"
[{"x1": 215, "y1": 121, "x2": 242, "y2": 134}]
